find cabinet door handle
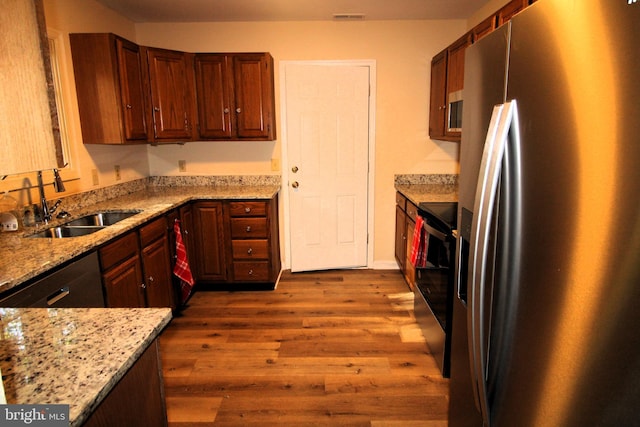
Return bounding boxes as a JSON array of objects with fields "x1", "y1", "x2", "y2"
[
  {"x1": 236, "y1": 108, "x2": 242, "y2": 113},
  {"x1": 154, "y1": 107, "x2": 160, "y2": 112},
  {"x1": 126, "y1": 104, "x2": 132, "y2": 109},
  {"x1": 224, "y1": 108, "x2": 230, "y2": 114},
  {"x1": 141, "y1": 283, "x2": 146, "y2": 289},
  {"x1": 148, "y1": 276, "x2": 154, "y2": 283}
]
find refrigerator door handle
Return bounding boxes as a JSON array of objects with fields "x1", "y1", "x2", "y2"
[{"x1": 468, "y1": 100, "x2": 520, "y2": 426}]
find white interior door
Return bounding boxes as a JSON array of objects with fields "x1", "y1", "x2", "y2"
[{"x1": 284, "y1": 63, "x2": 370, "y2": 272}]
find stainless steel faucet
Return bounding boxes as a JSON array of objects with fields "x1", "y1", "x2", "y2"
[{"x1": 37, "y1": 169, "x2": 66, "y2": 223}]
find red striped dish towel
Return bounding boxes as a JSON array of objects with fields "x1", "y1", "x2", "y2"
[
  {"x1": 173, "y1": 219, "x2": 195, "y2": 304},
  {"x1": 410, "y1": 216, "x2": 428, "y2": 268}
]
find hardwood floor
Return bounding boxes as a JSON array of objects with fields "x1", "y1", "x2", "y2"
[{"x1": 159, "y1": 269, "x2": 450, "y2": 426}]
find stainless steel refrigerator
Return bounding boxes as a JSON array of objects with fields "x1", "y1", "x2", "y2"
[{"x1": 449, "y1": 0, "x2": 640, "y2": 426}]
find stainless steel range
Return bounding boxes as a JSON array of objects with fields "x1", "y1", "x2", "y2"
[{"x1": 413, "y1": 201, "x2": 457, "y2": 377}]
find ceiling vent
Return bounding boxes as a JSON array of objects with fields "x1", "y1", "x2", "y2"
[{"x1": 333, "y1": 13, "x2": 365, "y2": 21}]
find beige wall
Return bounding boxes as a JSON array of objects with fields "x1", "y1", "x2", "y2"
[
  {"x1": 14, "y1": 0, "x2": 466, "y2": 267},
  {"x1": 137, "y1": 19, "x2": 465, "y2": 267}
]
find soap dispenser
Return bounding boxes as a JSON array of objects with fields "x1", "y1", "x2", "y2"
[{"x1": 0, "y1": 191, "x2": 20, "y2": 232}]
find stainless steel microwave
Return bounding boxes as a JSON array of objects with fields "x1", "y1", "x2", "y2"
[{"x1": 448, "y1": 90, "x2": 463, "y2": 132}]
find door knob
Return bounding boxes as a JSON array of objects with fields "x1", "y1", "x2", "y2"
[
  {"x1": 291, "y1": 166, "x2": 299, "y2": 173},
  {"x1": 291, "y1": 181, "x2": 299, "y2": 188}
]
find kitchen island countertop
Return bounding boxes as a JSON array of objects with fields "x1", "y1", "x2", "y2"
[{"x1": 0, "y1": 307, "x2": 172, "y2": 426}]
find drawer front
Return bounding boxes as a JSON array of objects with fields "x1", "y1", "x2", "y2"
[
  {"x1": 231, "y1": 218, "x2": 268, "y2": 238},
  {"x1": 232, "y1": 240, "x2": 269, "y2": 260},
  {"x1": 100, "y1": 232, "x2": 139, "y2": 271},
  {"x1": 229, "y1": 201, "x2": 267, "y2": 217},
  {"x1": 406, "y1": 201, "x2": 419, "y2": 221},
  {"x1": 139, "y1": 216, "x2": 167, "y2": 247},
  {"x1": 395, "y1": 192, "x2": 407, "y2": 211},
  {"x1": 232, "y1": 261, "x2": 270, "y2": 281}
]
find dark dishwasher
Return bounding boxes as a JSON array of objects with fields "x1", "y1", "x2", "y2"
[{"x1": 0, "y1": 251, "x2": 105, "y2": 308}]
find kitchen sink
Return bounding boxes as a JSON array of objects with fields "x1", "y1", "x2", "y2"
[
  {"x1": 27, "y1": 210, "x2": 141, "y2": 238},
  {"x1": 63, "y1": 210, "x2": 141, "y2": 227},
  {"x1": 28, "y1": 225, "x2": 106, "y2": 238}
]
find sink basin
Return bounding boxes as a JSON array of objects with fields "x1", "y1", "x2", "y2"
[
  {"x1": 63, "y1": 210, "x2": 141, "y2": 227},
  {"x1": 28, "y1": 226, "x2": 105, "y2": 238},
  {"x1": 27, "y1": 210, "x2": 141, "y2": 238}
]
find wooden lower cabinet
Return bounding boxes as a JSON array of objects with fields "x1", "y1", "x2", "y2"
[
  {"x1": 190, "y1": 195, "x2": 281, "y2": 288},
  {"x1": 84, "y1": 339, "x2": 167, "y2": 426},
  {"x1": 192, "y1": 201, "x2": 227, "y2": 282},
  {"x1": 394, "y1": 191, "x2": 418, "y2": 291},
  {"x1": 100, "y1": 215, "x2": 176, "y2": 308}
]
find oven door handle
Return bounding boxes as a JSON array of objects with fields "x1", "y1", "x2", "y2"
[{"x1": 422, "y1": 221, "x2": 447, "y2": 241}]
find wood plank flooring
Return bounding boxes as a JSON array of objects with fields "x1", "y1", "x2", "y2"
[{"x1": 159, "y1": 269, "x2": 450, "y2": 426}]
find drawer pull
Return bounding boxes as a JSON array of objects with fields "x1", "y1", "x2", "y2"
[
  {"x1": 47, "y1": 287, "x2": 70, "y2": 306},
  {"x1": 246, "y1": 226, "x2": 251, "y2": 232},
  {"x1": 247, "y1": 248, "x2": 253, "y2": 255},
  {"x1": 248, "y1": 269, "x2": 253, "y2": 276},
  {"x1": 245, "y1": 207, "x2": 251, "y2": 213}
]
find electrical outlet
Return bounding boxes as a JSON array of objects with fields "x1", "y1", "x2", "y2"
[
  {"x1": 178, "y1": 160, "x2": 186, "y2": 172},
  {"x1": 91, "y1": 169, "x2": 99, "y2": 186},
  {"x1": 114, "y1": 165, "x2": 121, "y2": 181},
  {"x1": 271, "y1": 158, "x2": 281, "y2": 172}
]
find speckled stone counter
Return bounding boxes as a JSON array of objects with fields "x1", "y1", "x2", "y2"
[
  {"x1": 0, "y1": 307, "x2": 172, "y2": 426},
  {"x1": 394, "y1": 174, "x2": 459, "y2": 206},
  {"x1": 0, "y1": 176, "x2": 280, "y2": 294}
]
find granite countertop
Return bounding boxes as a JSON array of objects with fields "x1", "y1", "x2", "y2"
[
  {"x1": 0, "y1": 181, "x2": 280, "y2": 295},
  {"x1": 394, "y1": 174, "x2": 459, "y2": 206},
  {"x1": 0, "y1": 307, "x2": 172, "y2": 426}
]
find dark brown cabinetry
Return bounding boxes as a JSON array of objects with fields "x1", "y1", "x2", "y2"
[
  {"x1": 498, "y1": 0, "x2": 530, "y2": 26},
  {"x1": 195, "y1": 53, "x2": 276, "y2": 140},
  {"x1": 192, "y1": 201, "x2": 227, "y2": 282},
  {"x1": 139, "y1": 216, "x2": 176, "y2": 307},
  {"x1": 394, "y1": 192, "x2": 418, "y2": 291},
  {"x1": 100, "y1": 232, "x2": 146, "y2": 307},
  {"x1": 70, "y1": 33, "x2": 275, "y2": 144},
  {"x1": 189, "y1": 196, "x2": 281, "y2": 288},
  {"x1": 428, "y1": 50, "x2": 448, "y2": 140},
  {"x1": 84, "y1": 339, "x2": 167, "y2": 426},
  {"x1": 70, "y1": 33, "x2": 149, "y2": 144},
  {"x1": 229, "y1": 200, "x2": 280, "y2": 283},
  {"x1": 472, "y1": 15, "x2": 498, "y2": 42},
  {"x1": 146, "y1": 47, "x2": 197, "y2": 142},
  {"x1": 100, "y1": 215, "x2": 176, "y2": 308},
  {"x1": 429, "y1": 33, "x2": 471, "y2": 142}
]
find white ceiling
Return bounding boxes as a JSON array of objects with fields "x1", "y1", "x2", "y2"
[{"x1": 93, "y1": 0, "x2": 491, "y2": 23}]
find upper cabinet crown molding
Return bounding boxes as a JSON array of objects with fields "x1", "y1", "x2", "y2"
[
  {"x1": 1, "y1": 0, "x2": 62, "y2": 175},
  {"x1": 69, "y1": 33, "x2": 276, "y2": 145}
]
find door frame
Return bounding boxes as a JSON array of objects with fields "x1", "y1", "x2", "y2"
[{"x1": 279, "y1": 60, "x2": 377, "y2": 270}]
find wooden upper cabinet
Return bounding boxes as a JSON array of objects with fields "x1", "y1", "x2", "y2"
[
  {"x1": 70, "y1": 33, "x2": 149, "y2": 144},
  {"x1": 233, "y1": 54, "x2": 276, "y2": 140},
  {"x1": 445, "y1": 32, "x2": 472, "y2": 139},
  {"x1": 195, "y1": 54, "x2": 233, "y2": 139},
  {"x1": 146, "y1": 47, "x2": 197, "y2": 142},
  {"x1": 195, "y1": 53, "x2": 276, "y2": 140},
  {"x1": 428, "y1": 32, "x2": 471, "y2": 142},
  {"x1": 428, "y1": 50, "x2": 448, "y2": 140},
  {"x1": 116, "y1": 39, "x2": 149, "y2": 141},
  {"x1": 472, "y1": 14, "x2": 498, "y2": 43},
  {"x1": 498, "y1": 0, "x2": 529, "y2": 26}
]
